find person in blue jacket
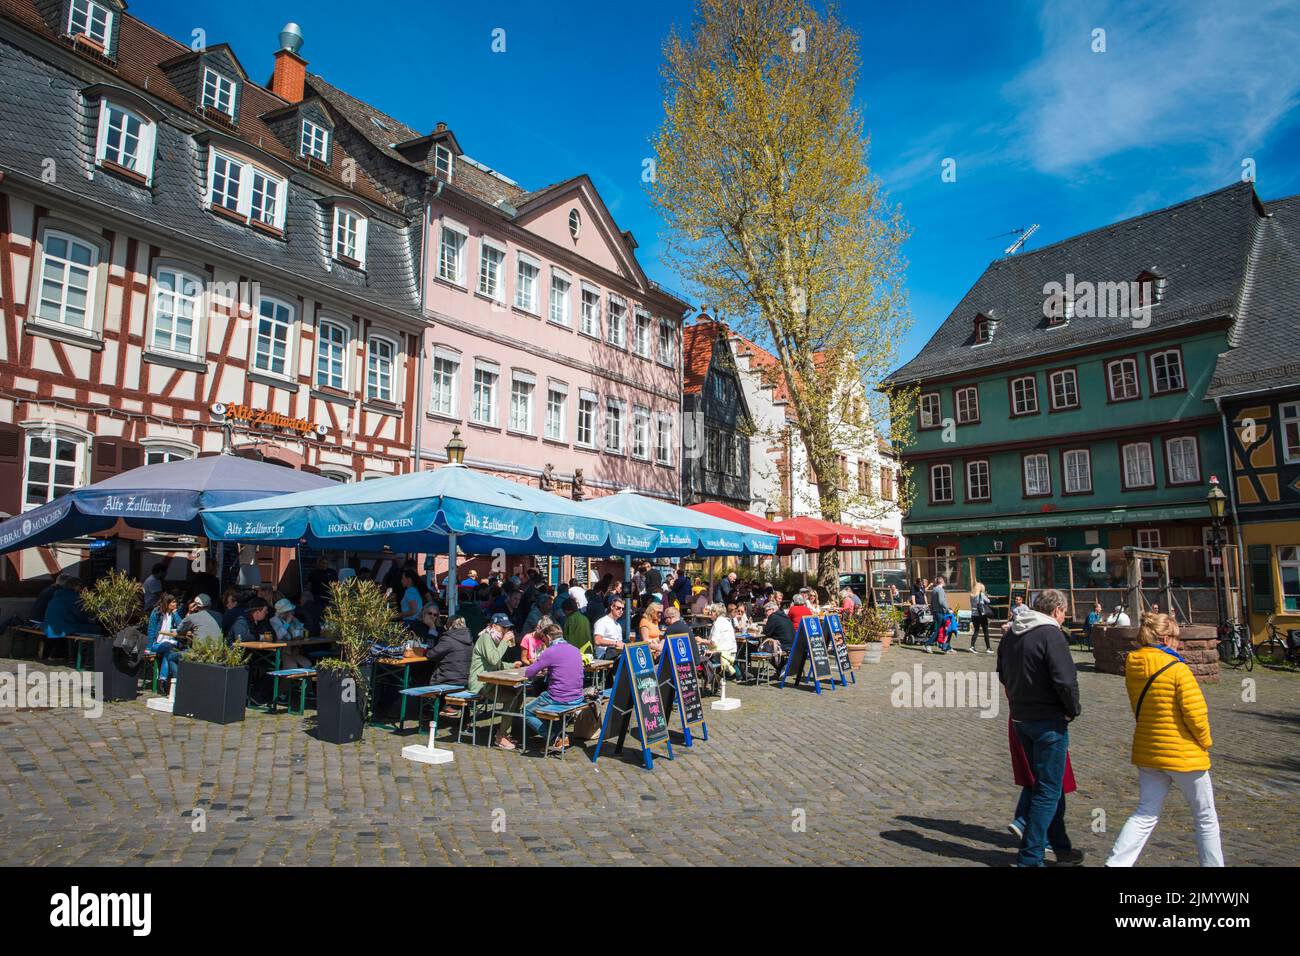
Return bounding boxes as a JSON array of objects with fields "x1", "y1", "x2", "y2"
[
  {"x1": 43, "y1": 578, "x2": 94, "y2": 661},
  {"x1": 146, "y1": 592, "x2": 184, "y2": 693}
]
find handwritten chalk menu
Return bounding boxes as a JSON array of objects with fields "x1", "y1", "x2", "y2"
[
  {"x1": 659, "y1": 634, "x2": 705, "y2": 728},
  {"x1": 823, "y1": 614, "x2": 851, "y2": 672},
  {"x1": 779, "y1": 614, "x2": 835, "y2": 692},
  {"x1": 592, "y1": 641, "x2": 673, "y2": 771}
]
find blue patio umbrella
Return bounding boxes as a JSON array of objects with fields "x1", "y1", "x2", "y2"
[
  {"x1": 0, "y1": 454, "x2": 335, "y2": 555},
  {"x1": 577, "y1": 490, "x2": 778, "y2": 557},
  {"x1": 200, "y1": 464, "x2": 662, "y2": 614}
]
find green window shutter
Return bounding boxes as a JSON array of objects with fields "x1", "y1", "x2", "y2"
[{"x1": 1248, "y1": 545, "x2": 1275, "y2": 614}]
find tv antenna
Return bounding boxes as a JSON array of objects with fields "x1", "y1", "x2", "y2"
[{"x1": 988, "y1": 223, "x2": 1040, "y2": 255}]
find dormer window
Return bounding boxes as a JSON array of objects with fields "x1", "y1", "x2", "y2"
[
  {"x1": 973, "y1": 314, "x2": 992, "y2": 345},
  {"x1": 300, "y1": 119, "x2": 329, "y2": 162},
  {"x1": 68, "y1": 0, "x2": 112, "y2": 47},
  {"x1": 332, "y1": 207, "x2": 367, "y2": 268},
  {"x1": 94, "y1": 100, "x2": 155, "y2": 183},
  {"x1": 202, "y1": 68, "x2": 237, "y2": 119},
  {"x1": 1047, "y1": 295, "x2": 1072, "y2": 326},
  {"x1": 206, "y1": 148, "x2": 287, "y2": 233},
  {"x1": 434, "y1": 144, "x2": 454, "y2": 179},
  {"x1": 1136, "y1": 270, "x2": 1166, "y2": 308}
]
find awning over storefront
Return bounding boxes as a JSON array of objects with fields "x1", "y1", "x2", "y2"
[
  {"x1": 903, "y1": 503, "x2": 1212, "y2": 538},
  {"x1": 775, "y1": 515, "x2": 899, "y2": 552}
]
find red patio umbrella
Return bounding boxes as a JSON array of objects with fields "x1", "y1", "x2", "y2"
[
  {"x1": 686, "y1": 502, "x2": 823, "y2": 554},
  {"x1": 778, "y1": 515, "x2": 897, "y2": 551}
]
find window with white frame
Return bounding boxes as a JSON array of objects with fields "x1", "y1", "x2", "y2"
[
  {"x1": 1138, "y1": 529, "x2": 1162, "y2": 577},
  {"x1": 1165, "y1": 435, "x2": 1200, "y2": 484},
  {"x1": 930, "y1": 463, "x2": 953, "y2": 503},
  {"x1": 577, "y1": 391, "x2": 597, "y2": 447},
  {"x1": 249, "y1": 169, "x2": 281, "y2": 228},
  {"x1": 438, "y1": 220, "x2": 467, "y2": 285},
  {"x1": 1011, "y1": 376, "x2": 1039, "y2": 415},
  {"x1": 633, "y1": 311, "x2": 651, "y2": 357},
  {"x1": 605, "y1": 399, "x2": 625, "y2": 453},
  {"x1": 201, "y1": 68, "x2": 236, "y2": 118},
  {"x1": 549, "y1": 270, "x2": 571, "y2": 326},
  {"x1": 316, "y1": 319, "x2": 349, "y2": 391},
  {"x1": 1281, "y1": 402, "x2": 1300, "y2": 464},
  {"x1": 253, "y1": 295, "x2": 294, "y2": 376},
  {"x1": 580, "y1": 285, "x2": 601, "y2": 337},
  {"x1": 1063, "y1": 448, "x2": 1092, "y2": 493},
  {"x1": 632, "y1": 406, "x2": 650, "y2": 459},
  {"x1": 434, "y1": 144, "x2": 454, "y2": 179},
  {"x1": 655, "y1": 414, "x2": 673, "y2": 464},
  {"x1": 545, "y1": 382, "x2": 567, "y2": 441},
  {"x1": 333, "y1": 207, "x2": 366, "y2": 265},
  {"x1": 207, "y1": 151, "x2": 286, "y2": 230},
  {"x1": 1108, "y1": 358, "x2": 1140, "y2": 401},
  {"x1": 1279, "y1": 545, "x2": 1300, "y2": 612},
  {"x1": 478, "y1": 240, "x2": 505, "y2": 301},
  {"x1": 35, "y1": 231, "x2": 97, "y2": 330},
  {"x1": 919, "y1": 392, "x2": 941, "y2": 429},
  {"x1": 607, "y1": 296, "x2": 627, "y2": 348},
  {"x1": 1049, "y1": 369, "x2": 1079, "y2": 410},
  {"x1": 68, "y1": 0, "x2": 112, "y2": 46},
  {"x1": 515, "y1": 253, "x2": 540, "y2": 313},
  {"x1": 1023, "y1": 453, "x2": 1051, "y2": 496},
  {"x1": 150, "y1": 266, "x2": 202, "y2": 356},
  {"x1": 366, "y1": 336, "x2": 396, "y2": 403},
  {"x1": 1122, "y1": 441, "x2": 1155, "y2": 489},
  {"x1": 1150, "y1": 349, "x2": 1184, "y2": 394},
  {"x1": 209, "y1": 151, "x2": 243, "y2": 213},
  {"x1": 472, "y1": 362, "x2": 499, "y2": 425},
  {"x1": 509, "y1": 372, "x2": 535, "y2": 433},
  {"x1": 955, "y1": 386, "x2": 979, "y2": 424},
  {"x1": 657, "y1": 317, "x2": 675, "y2": 366},
  {"x1": 96, "y1": 102, "x2": 153, "y2": 179},
  {"x1": 429, "y1": 348, "x2": 459, "y2": 417},
  {"x1": 966, "y1": 460, "x2": 990, "y2": 501},
  {"x1": 300, "y1": 119, "x2": 329, "y2": 161},
  {"x1": 23, "y1": 430, "x2": 85, "y2": 509},
  {"x1": 143, "y1": 445, "x2": 193, "y2": 466}
]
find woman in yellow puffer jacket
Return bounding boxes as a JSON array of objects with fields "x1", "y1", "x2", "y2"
[{"x1": 1106, "y1": 613, "x2": 1224, "y2": 866}]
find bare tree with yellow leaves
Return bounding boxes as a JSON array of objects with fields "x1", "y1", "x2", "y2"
[{"x1": 650, "y1": 0, "x2": 915, "y2": 589}]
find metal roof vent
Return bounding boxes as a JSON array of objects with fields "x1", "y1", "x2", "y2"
[{"x1": 279, "y1": 23, "x2": 304, "y2": 55}]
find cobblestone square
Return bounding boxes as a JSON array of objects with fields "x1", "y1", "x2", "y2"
[{"x1": 1, "y1": 646, "x2": 1295, "y2": 866}]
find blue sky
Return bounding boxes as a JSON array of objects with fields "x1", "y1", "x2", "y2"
[{"x1": 132, "y1": 0, "x2": 1300, "y2": 371}]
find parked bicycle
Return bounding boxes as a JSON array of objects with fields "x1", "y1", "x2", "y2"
[
  {"x1": 1216, "y1": 620, "x2": 1254, "y2": 671},
  {"x1": 1256, "y1": 615, "x2": 1300, "y2": 667}
]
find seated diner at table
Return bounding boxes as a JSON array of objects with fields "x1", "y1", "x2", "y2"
[
  {"x1": 468, "y1": 613, "x2": 521, "y2": 751},
  {"x1": 594, "y1": 597, "x2": 627, "y2": 660},
  {"x1": 426, "y1": 615, "x2": 473, "y2": 716},
  {"x1": 522, "y1": 624, "x2": 586, "y2": 753},
  {"x1": 270, "y1": 599, "x2": 312, "y2": 668},
  {"x1": 560, "y1": 597, "x2": 593, "y2": 657},
  {"x1": 41, "y1": 576, "x2": 94, "y2": 662},
  {"x1": 226, "y1": 597, "x2": 271, "y2": 645},
  {"x1": 147, "y1": 592, "x2": 184, "y2": 693},
  {"x1": 704, "y1": 602, "x2": 738, "y2": 678},
  {"x1": 520, "y1": 616, "x2": 555, "y2": 666},
  {"x1": 639, "y1": 600, "x2": 664, "y2": 659}
]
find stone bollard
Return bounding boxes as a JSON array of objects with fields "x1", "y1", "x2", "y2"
[{"x1": 1091, "y1": 625, "x2": 1220, "y2": 683}]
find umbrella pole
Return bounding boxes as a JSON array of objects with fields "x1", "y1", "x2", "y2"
[
  {"x1": 623, "y1": 554, "x2": 632, "y2": 640},
  {"x1": 447, "y1": 532, "x2": 458, "y2": 618}
]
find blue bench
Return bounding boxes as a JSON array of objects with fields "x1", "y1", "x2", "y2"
[
  {"x1": 533, "y1": 700, "x2": 592, "y2": 758},
  {"x1": 399, "y1": 683, "x2": 466, "y2": 735},
  {"x1": 267, "y1": 667, "x2": 317, "y2": 714}
]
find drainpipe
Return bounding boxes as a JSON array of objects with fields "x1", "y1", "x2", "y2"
[
  {"x1": 1215, "y1": 396, "x2": 1250, "y2": 626},
  {"x1": 413, "y1": 178, "x2": 443, "y2": 476}
]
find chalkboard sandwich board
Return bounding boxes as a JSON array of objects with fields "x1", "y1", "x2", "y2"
[
  {"x1": 592, "y1": 641, "x2": 673, "y2": 770},
  {"x1": 779, "y1": 615, "x2": 835, "y2": 693},
  {"x1": 821, "y1": 613, "x2": 854, "y2": 685},
  {"x1": 658, "y1": 633, "x2": 708, "y2": 745}
]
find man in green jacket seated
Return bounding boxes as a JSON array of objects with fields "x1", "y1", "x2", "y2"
[
  {"x1": 468, "y1": 613, "x2": 521, "y2": 750},
  {"x1": 560, "y1": 596, "x2": 593, "y2": 657}
]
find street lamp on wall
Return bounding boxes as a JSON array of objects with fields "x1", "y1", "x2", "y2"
[
  {"x1": 1206, "y1": 475, "x2": 1228, "y2": 631},
  {"x1": 765, "y1": 504, "x2": 777, "y2": 523},
  {"x1": 445, "y1": 426, "x2": 467, "y2": 466}
]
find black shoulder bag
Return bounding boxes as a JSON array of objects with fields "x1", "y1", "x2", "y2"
[{"x1": 1133, "y1": 660, "x2": 1179, "y2": 720}]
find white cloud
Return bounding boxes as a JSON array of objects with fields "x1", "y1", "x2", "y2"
[{"x1": 1009, "y1": 0, "x2": 1300, "y2": 174}]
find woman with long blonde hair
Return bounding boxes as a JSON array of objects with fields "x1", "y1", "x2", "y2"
[
  {"x1": 1106, "y1": 612, "x2": 1223, "y2": 866},
  {"x1": 968, "y1": 581, "x2": 993, "y2": 654}
]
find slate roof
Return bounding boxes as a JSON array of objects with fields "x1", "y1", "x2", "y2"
[
  {"x1": 0, "y1": 22, "x2": 421, "y2": 317},
  {"x1": 884, "y1": 182, "x2": 1265, "y2": 387},
  {"x1": 1207, "y1": 194, "x2": 1300, "y2": 399}
]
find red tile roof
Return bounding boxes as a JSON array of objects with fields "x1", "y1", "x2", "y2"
[{"x1": 681, "y1": 319, "x2": 726, "y2": 395}]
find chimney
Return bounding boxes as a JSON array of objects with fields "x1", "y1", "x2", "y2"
[{"x1": 271, "y1": 22, "x2": 306, "y2": 104}]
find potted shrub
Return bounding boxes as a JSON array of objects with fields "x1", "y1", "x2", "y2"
[
  {"x1": 79, "y1": 569, "x2": 146, "y2": 700},
  {"x1": 174, "y1": 636, "x2": 250, "y2": 724},
  {"x1": 842, "y1": 605, "x2": 900, "y2": 666},
  {"x1": 315, "y1": 578, "x2": 406, "y2": 744}
]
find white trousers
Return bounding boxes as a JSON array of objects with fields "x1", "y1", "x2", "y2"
[{"x1": 1107, "y1": 767, "x2": 1224, "y2": 867}]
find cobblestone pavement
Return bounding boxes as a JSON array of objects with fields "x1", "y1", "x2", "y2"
[{"x1": 1, "y1": 645, "x2": 1296, "y2": 866}]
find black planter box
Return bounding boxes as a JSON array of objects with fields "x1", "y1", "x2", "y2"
[
  {"x1": 94, "y1": 634, "x2": 139, "y2": 701},
  {"x1": 315, "y1": 668, "x2": 366, "y2": 744},
  {"x1": 174, "y1": 660, "x2": 248, "y2": 724}
]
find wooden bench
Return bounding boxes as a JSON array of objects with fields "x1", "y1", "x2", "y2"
[
  {"x1": 438, "y1": 691, "x2": 484, "y2": 745},
  {"x1": 534, "y1": 700, "x2": 592, "y2": 758},
  {"x1": 4, "y1": 625, "x2": 45, "y2": 660},
  {"x1": 267, "y1": 667, "x2": 317, "y2": 715}
]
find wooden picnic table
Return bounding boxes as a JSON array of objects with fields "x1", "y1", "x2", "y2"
[
  {"x1": 478, "y1": 668, "x2": 532, "y2": 752},
  {"x1": 238, "y1": 637, "x2": 336, "y2": 711},
  {"x1": 369, "y1": 652, "x2": 432, "y2": 729},
  {"x1": 584, "y1": 658, "x2": 615, "y2": 691}
]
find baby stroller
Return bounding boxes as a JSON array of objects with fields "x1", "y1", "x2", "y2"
[{"x1": 903, "y1": 604, "x2": 933, "y2": 644}]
